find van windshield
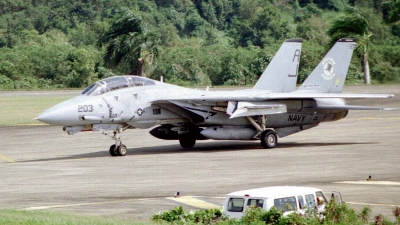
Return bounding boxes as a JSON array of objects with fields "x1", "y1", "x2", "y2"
[{"x1": 227, "y1": 198, "x2": 245, "y2": 212}]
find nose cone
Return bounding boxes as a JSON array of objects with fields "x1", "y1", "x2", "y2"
[{"x1": 37, "y1": 96, "x2": 82, "y2": 126}]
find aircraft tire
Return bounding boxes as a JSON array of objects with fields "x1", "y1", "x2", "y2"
[
  {"x1": 109, "y1": 144, "x2": 118, "y2": 157},
  {"x1": 179, "y1": 134, "x2": 196, "y2": 148},
  {"x1": 261, "y1": 130, "x2": 277, "y2": 149},
  {"x1": 117, "y1": 144, "x2": 127, "y2": 156}
]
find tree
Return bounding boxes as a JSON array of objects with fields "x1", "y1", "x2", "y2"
[
  {"x1": 327, "y1": 7, "x2": 371, "y2": 84},
  {"x1": 382, "y1": 0, "x2": 400, "y2": 23},
  {"x1": 98, "y1": 8, "x2": 159, "y2": 76}
]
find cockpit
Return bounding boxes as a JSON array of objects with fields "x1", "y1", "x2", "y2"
[{"x1": 81, "y1": 76, "x2": 156, "y2": 96}]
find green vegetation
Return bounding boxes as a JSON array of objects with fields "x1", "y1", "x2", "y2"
[
  {"x1": 0, "y1": 209, "x2": 153, "y2": 225},
  {"x1": 1, "y1": 0, "x2": 400, "y2": 90},
  {"x1": 0, "y1": 205, "x2": 399, "y2": 225},
  {"x1": 0, "y1": 93, "x2": 75, "y2": 126},
  {"x1": 153, "y1": 204, "x2": 400, "y2": 225}
]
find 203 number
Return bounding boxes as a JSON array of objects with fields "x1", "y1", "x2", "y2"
[{"x1": 78, "y1": 105, "x2": 93, "y2": 112}]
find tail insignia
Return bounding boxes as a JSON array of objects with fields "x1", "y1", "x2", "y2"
[{"x1": 321, "y1": 57, "x2": 336, "y2": 80}]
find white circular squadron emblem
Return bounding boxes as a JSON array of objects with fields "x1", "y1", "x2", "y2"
[{"x1": 321, "y1": 57, "x2": 336, "y2": 80}]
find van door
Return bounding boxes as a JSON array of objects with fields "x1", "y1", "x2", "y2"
[
  {"x1": 227, "y1": 198, "x2": 245, "y2": 212},
  {"x1": 226, "y1": 197, "x2": 245, "y2": 219},
  {"x1": 331, "y1": 191, "x2": 343, "y2": 204}
]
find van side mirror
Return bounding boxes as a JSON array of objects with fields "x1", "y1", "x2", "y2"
[{"x1": 331, "y1": 191, "x2": 343, "y2": 204}]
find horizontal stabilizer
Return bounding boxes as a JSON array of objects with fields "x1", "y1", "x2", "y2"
[
  {"x1": 230, "y1": 101, "x2": 287, "y2": 118},
  {"x1": 311, "y1": 105, "x2": 400, "y2": 111},
  {"x1": 256, "y1": 93, "x2": 394, "y2": 100}
]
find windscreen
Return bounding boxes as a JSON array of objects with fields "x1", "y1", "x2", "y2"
[{"x1": 81, "y1": 76, "x2": 156, "y2": 96}]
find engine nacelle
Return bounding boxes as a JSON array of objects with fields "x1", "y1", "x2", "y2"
[
  {"x1": 149, "y1": 125, "x2": 207, "y2": 140},
  {"x1": 201, "y1": 126, "x2": 257, "y2": 140},
  {"x1": 149, "y1": 126, "x2": 181, "y2": 140},
  {"x1": 329, "y1": 110, "x2": 349, "y2": 121}
]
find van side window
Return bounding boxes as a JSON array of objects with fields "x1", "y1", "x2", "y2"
[
  {"x1": 247, "y1": 199, "x2": 264, "y2": 208},
  {"x1": 298, "y1": 195, "x2": 305, "y2": 209},
  {"x1": 273, "y1": 196, "x2": 297, "y2": 212},
  {"x1": 227, "y1": 198, "x2": 245, "y2": 212},
  {"x1": 305, "y1": 194, "x2": 316, "y2": 208}
]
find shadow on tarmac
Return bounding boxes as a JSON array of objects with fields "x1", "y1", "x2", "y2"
[{"x1": 17, "y1": 140, "x2": 374, "y2": 163}]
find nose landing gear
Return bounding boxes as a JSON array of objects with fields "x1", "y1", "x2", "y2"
[
  {"x1": 109, "y1": 144, "x2": 127, "y2": 156},
  {"x1": 109, "y1": 127, "x2": 127, "y2": 156}
]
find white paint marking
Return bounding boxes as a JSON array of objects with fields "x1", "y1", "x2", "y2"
[
  {"x1": 346, "y1": 202, "x2": 399, "y2": 207},
  {"x1": 22, "y1": 198, "x2": 148, "y2": 211},
  {"x1": 21, "y1": 196, "x2": 222, "y2": 211},
  {"x1": 334, "y1": 181, "x2": 400, "y2": 186}
]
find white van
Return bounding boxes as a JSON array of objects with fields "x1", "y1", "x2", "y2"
[{"x1": 223, "y1": 186, "x2": 342, "y2": 219}]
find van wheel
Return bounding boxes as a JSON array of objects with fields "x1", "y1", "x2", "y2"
[{"x1": 261, "y1": 130, "x2": 277, "y2": 149}]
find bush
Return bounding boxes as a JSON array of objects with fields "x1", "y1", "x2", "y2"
[
  {"x1": 153, "y1": 202, "x2": 400, "y2": 225},
  {"x1": 152, "y1": 206, "x2": 223, "y2": 224}
]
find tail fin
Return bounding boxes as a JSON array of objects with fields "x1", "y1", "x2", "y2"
[
  {"x1": 253, "y1": 39, "x2": 302, "y2": 92},
  {"x1": 297, "y1": 38, "x2": 356, "y2": 93}
]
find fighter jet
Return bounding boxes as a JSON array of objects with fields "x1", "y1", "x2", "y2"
[{"x1": 37, "y1": 38, "x2": 395, "y2": 156}]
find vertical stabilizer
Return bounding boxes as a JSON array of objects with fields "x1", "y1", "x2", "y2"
[
  {"x1": 253, "y1": 39, "x2": 302, "y2": 92},
  {"x1": 297, "y1": 38, "x2": 356, "y2": 93}
]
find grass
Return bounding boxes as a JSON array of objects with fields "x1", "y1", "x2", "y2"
[
  {"x1": 0, "y1": 94, "x2": 75, "y2": 126},
  {"x1": 0, "y1": 209, "x2": 156, "y2": 225}
]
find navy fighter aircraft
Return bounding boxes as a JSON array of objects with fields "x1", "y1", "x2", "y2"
[{"x1": 37, "y1": 38, "x2": 396, "y2": 156}]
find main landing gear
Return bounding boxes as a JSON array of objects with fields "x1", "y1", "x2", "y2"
[
  {"x1": 247, "y1": 115, "x2": 278, "y2": 149},
  {"x1": 179, "y1": 133, "x2": 196, "y2": 148},
  {"x1": 109, "y1": 127, "x2": 127, "y2": 156},
  {"x1": 261, "y1": 130, "x2": 277, "y2": 148}
]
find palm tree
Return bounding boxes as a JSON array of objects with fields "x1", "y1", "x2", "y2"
[
  {"x1": 327, "y1": 7, "x2": 371, "y2": 84},
  {"x1": 98, "y1": 8, "x2": 159, "y2": 76}
]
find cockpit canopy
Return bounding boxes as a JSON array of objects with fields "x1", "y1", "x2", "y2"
[{"x1": 81, "y1": 76, "x2": 156, "y2": 96}]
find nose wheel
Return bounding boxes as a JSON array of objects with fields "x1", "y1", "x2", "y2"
[
  {"x1": 109, "y1": 144, "x2": 127, "y2": 156},
  {"x1": 109, "y1": 127, "x2": 128, "y2": 156}
]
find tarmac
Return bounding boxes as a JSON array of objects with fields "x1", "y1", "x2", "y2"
[{"x1": 0, "y1": 85, "x2": 400, "y2": 221}]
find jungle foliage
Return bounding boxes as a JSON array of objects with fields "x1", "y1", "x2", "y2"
[
  {"x1": 153, "y1": 204, "x2": 400, "y2": 225},
  {"x1": 1, "y1": 0, "x2": 400, "y2": 90}
]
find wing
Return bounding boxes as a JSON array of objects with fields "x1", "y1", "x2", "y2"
[
  {"x1": 151, "y1": 89, "x2": 397, "y2": 120},
  {"x1": 154, "y1": 90, "x2": 394, "y2": 103}
]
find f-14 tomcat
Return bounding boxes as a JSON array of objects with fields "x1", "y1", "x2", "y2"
[{"x1": 37, "y1": 38, "x2": 397, "y2": 156}]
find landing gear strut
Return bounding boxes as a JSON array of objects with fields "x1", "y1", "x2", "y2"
[
  {"x1": 109, "y1": 127, "x2": 127, "y2": 156},
  {"x1": 247, "y1": 115, "x2": 278, "y2": 149}
]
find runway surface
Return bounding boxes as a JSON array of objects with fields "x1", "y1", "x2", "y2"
[{"x1": 1, "y1": 85, "x2": 400, "y2": 221}]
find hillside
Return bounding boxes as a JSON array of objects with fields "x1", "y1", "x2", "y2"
[{"x1": 0, "y1": 0, "x2": 399, "y2": 89}]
